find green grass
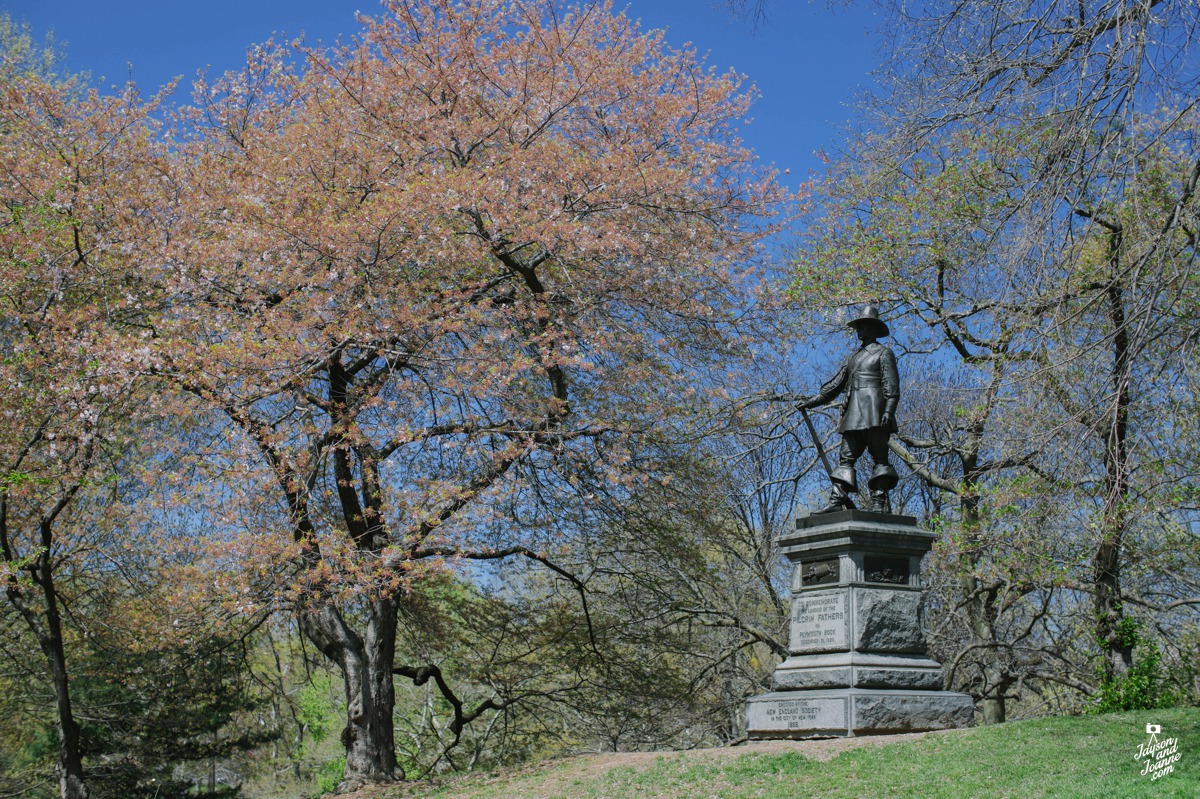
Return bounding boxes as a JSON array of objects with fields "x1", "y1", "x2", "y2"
[{"x1": 382, "y1": 707, "x2": 1199, "y2": 799}]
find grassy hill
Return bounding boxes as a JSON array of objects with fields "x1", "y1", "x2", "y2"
[{"x1": 345, "y1": 707, "x2": 1198, "y2": 799}]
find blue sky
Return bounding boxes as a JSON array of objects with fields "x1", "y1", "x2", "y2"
[{"x1": 3, "y1": 0, "x2": 884, "y2": 191}]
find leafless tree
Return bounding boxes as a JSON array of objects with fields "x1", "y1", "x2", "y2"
[{"x1": 792, "y1": 0, "x2": 1200, "y2": 702}]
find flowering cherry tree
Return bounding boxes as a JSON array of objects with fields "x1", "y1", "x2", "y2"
[
  {"x1": 0, "y1": 71, "x2": 171, "y2": 799},
  {"x1": 141, "y1": 0, "x2": 792, "y2": 788}
]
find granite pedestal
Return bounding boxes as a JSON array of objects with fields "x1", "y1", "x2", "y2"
[{"x1": 746, "y1": 510, "x2": 974, "y2": 738}]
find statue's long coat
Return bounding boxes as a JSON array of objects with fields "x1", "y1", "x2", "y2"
[{"x1": 811, "y1": 342, "x2": 900, "y2": 433}]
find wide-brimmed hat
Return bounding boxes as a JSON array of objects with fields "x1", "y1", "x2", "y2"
[{"x1": 847, "y1": 305, "x2": 889, "y2": 337}]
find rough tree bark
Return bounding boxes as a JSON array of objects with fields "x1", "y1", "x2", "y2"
[
  {"x1": 2, "y1": 480, "x2": 91, "y2": 799},
  {"x1": 301, "y1": 600, "x2": 399, "y2": 789},
  {"x1": 1092, "y1": 237, "x2": 1133, "y2": 681}
]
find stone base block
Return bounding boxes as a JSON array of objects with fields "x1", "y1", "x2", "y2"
[
  {"x1": 745, "y1": 689, "x2": 974, "y2": 739},
  {"x1": 772, "y1": 652, "x2": 945, "y2": 691}
]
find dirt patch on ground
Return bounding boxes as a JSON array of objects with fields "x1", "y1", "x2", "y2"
[
  {"x1": 569, "y1": 729, "x2": 956, "y2": 773},
  {"x1": 337, "y1": 729, "x2": 968, "y2": 799},
  {"x1": 728, "y1": 730, "x2": 959, "y2": 761},
  {"x1": 327, "y1": 786, "x2": 396, "y2": 799}
]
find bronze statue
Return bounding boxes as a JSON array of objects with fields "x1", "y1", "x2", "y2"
[{"x1": 798, "y1": 306, "x2": 899, "y2": 514}]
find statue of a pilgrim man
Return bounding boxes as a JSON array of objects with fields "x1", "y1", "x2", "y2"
[{"x1": 797, "y1": 306, "x2": 900, "y2": 514}]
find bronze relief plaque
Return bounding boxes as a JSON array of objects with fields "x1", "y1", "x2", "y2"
[
  {"x1": 864, "y1": 555, "x2": 909, "y2": 584},
  {"x1": 801, "y1": 558, "x2": 839, "y2": 586}
]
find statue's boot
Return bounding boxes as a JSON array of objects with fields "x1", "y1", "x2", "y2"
[
  {"x1": 814, "y1": 468, "x2": 856, "y2": 514},
  {"x1": 813, "y1": 494, "x2": 851, "y2": 514},
  {"x1": 867, "y1": 464, "x2": 898, "y2": 514}
]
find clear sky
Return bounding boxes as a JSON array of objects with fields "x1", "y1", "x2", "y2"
[{"x1": 3, "y1": 0, "x2": 884, "y2": 191}]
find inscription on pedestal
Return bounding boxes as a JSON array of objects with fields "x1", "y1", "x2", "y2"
[
  {"x1": 746, "y1": 694, "x2": 849, "y2": 732},
  {"x1": 790, "y1": 590, "x2": 848, "y2": 652}
]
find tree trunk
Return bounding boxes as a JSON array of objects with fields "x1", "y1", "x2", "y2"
[
  {"x1": 1094, "y1": 277, "x2": 1133, "y2": 680},
  {"x1": 959, "y1": 483, "x2": 1007, "y2": 724},
  {"x1": 5, "y1": 548, "x2": 90, "y2": 799},
  {"x1": 301, "y1": 595, "x2": 399, "y2": 790},
  {"x1": 977, "y1": 659, "x2": 1007, "y2": 725},
  {"x1": 49, "y1": 638, "x2": 89, "y2": 799},
  {"x1": 978, "y1": 695, "x2": 1006, "y2": 725},
  {"x1": 956, "y1": 569, "x2": 1007, "y2": 724}
]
